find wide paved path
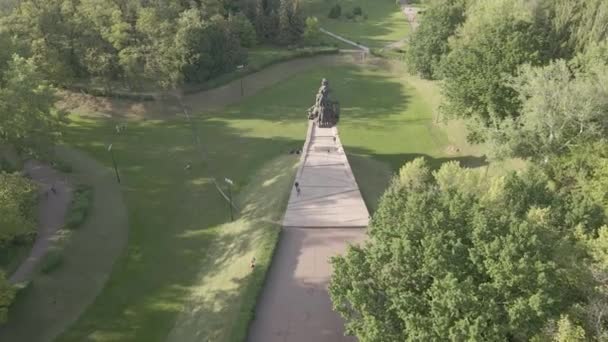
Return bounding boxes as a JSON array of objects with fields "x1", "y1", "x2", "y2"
[
  {"x1": 248, "y1": 122, "x2": 369, "y2": 342},
  {"x1": 283, "y1": 124, "x2": 369, "y2": 228}
]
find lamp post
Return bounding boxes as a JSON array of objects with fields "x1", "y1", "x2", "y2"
[
  {"x1": 225, "y1": 177, "x2": 234, "y2": 221},
  {"x1": 108, "y1": 144, "x2": 121, "y2": 184},
  {"x1": 237, "y1": 65, "x2": 245, "y2": 97}
]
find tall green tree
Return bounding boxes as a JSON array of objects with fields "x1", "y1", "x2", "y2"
[
  {"x1": 440, "y1": 0, "x2": 552, "y2": 128},
  {"x1": 405, "y1": 0, "x2": 467, "y2": 79},
  {"x1": 330, "y1": 158, "x2": 591, "y2": 341},
  {"x1": 484, "y1": 60, "x2": 608, "y2": 162},
  {"x1": 0, "y1": 55, "x2": 62, "y2": 154}
]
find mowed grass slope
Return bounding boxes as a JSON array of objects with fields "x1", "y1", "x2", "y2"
[
  {"x1": 58, "y1": 63, "x2": 462, "y2": 341},
  {"x1": 303, "y1": 0, "x2": 410, "y2": 48}
]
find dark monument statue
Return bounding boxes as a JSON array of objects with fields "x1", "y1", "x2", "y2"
[{"x1": 307, "y1": 78, "x2": 340, "y2": 127}]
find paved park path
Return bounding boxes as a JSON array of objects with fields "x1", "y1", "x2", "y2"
[
  {"x1": 0, "y1": 146, "x2": 129, "y2": 342},
  {"x1": 9, "y1": 161, "x2": 72, "y2": 284},
  {"x1": 248, "y1": 122, "x2": 369, "y2": 342}
]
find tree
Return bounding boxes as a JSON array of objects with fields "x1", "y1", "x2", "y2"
[
  {"x1": 484, "y1": 60, "x2": 608, "y2": 161},
  {"x1": 228, "y1": 12, "x2": 257, "y2": 48},
  {"x1": 440, "y1": 0, "x2": 551, "y2": 127},
  {"x1": 303, "y1": 16, "x2": 321, "y2": 45},
  {"x1": 328, "y1": 4, "x2": 341, "y2": 19},
  {"x1": 0, "y1": 271, "x2": 15, "y2": 324},
  {"x1": 405, "y1": 0, "x2": 467, "y2": 79},
  {"x1": 278, "y1": 0, "x2": 291, "y2": 44},
  {"x1": 330, "y1": 158, "x2": 591, "y2": 341},
  {"x1": 0, "y1": 172, "x2": 37, "y2": 247},
  {"x1": 568, "y1": 0, "x2": 608, "y2": 54},
  {"x1": 0, "y1": 55, "x2": 62, "y2": 155}
]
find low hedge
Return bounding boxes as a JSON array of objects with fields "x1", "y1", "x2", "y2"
[{"x1": 65, "y1": 185, "x2": 94, "y2": 230}]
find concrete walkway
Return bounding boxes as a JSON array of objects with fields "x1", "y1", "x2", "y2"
[
  {"x1": 283, "y1": 123, "x2": 369, "y2": 228},
  {"x1": 248, "y1": 122, "x2": 369, "y2": 342}
]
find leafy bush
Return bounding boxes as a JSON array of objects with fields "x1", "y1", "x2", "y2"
[
  {"x1": 352, "y1": 6, "x2": 363, "y2": 16},
  {"x1": 52, "y1": 159, "x2": 72, "y2": 173},
  {"x1": 39, "y1": 249, "x2": 63, "y2": 274},
  {"x1": 65, "y1": 185, "x2": 93, "y2": 229},
  {"x1": 0, "y1": 172, "x2": 37, "y2": 248},
  {"x1": 330, "y1": 159, "x2": 594, "y2": 340},
  {"x1": 328, "y1": 4, "x2": 341, "y2": 19},
  {"x1": 0, "y1": 271, "x2": 15, "y2": 324},
  {"x1": 345, "y1": 11, "x2": 354, "y2": 20},
  {"x1": 303, "y1": 17, "x2": 322, "y2": 45},
  {"x1": 0, "y1": 158, "x2": 15, "y2": 173}
]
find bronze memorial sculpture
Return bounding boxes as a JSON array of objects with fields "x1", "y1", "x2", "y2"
[{"x1": 307, "y1": 78, "x2": 340, "y2": 127}]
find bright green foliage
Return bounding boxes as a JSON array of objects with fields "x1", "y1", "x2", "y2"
[
  {"x1": 484, "y1": 60, "x2": 608, "y2": 161},
  {"x1": 0, "y1": 0, "x2": 254, "y2": 89},
  {"x1": 303, "y1": 16, "x2": 322, "y2": 45},
  {"x1": 440, "y1": 0, "x2": 552, "y2": 125},
  {"x1": 573, "y1": 226, "x2": 608, "y2": 339},
  {"x1": 546, "y1": 141, "x2": 608, "y2": 229},
  {"x1": 328, "y1": 4, "x2": 341, "y2": 19},
  {"x1": 0, "y1": 55, "x2": 61, "y2": 154},
  {"x1": 330, "y1": 158, "x2": 588, "y2": 341},
  {"x1": 553, "y1": 315, "x2": 587, "y2": 342},
  {"x1": 0, "y1": 271, "x2": 15, "y2": 324},
  {"x1": 405, "y1": 0, "x2": 467, "y2": 79},
  {"x1": 0, "y1": 172, "x2": 37, "y2": 248}
]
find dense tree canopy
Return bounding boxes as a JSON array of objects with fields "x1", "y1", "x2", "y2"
[
  {"x1": 439, "y1": 0, "x2": 552, "y2": 125},
  {"x1": 405, "y1": 0, "x2": 467, "y2": 79},
  {"x1": 330, "y1": 158, "x2": 598, "y2": 341},
  {"x1": 0, "y1": 171, "x2": 37, "y2": 248},
  {"x1": 0, "y1": 55, "x2": 62, "y2": 154},
  {"x1": 484, "y1": 59, "x2": 608, "y2": 162},
  {"x1": 0, "y1": 0, "x2": 305, "y2": 90}
]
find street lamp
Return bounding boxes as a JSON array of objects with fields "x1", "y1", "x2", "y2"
[
  {"x1": 237, "y1": 65, "x2": 245, "y2": 97},
  {"x1": 108, "y1": 144, "x2": 121, "y2": 183},
  {"x1": 225, "y1": 177, "x2": 234, "y2": 221}
]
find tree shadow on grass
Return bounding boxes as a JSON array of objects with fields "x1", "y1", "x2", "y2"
[
  {"x1": 216, "y1": 64, "x2": 410, "y2": 124},
  {"x1": 47, "y1": 117, "x2": 304, "y2": 342}
]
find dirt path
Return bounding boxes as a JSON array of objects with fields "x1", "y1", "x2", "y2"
[
  {"x1": 400, "y1": 0, "x2": 420, "y2": 30},
  {"x1": 9, "y1": 161, "x2": 72, "y2": 284},
  {"x1": 0, "y1": 146, "x2": 129, "y2": 342}
]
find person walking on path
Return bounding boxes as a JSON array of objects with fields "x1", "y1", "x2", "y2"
[
  {"x1": 295, "y1": 182, "x2": 301, "y2": 196},
  {"x1": 250, "y1": 257, "x2": 256, "y2": 270}
]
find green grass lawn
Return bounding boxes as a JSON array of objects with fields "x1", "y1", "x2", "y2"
[
  {"x1": 303, "y1": 0, "x2": 410, "y2": 48},
  {"x1": 50, "y1": 61, "x2": 481, "y2": 341}
]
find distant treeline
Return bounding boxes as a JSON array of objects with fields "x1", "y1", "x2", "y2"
[{"x1": 0, "y1": 0, "x2": 309, "y2": 90}]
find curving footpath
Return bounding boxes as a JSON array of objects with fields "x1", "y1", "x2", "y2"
[
  {"x1": 248, "y1": 122, "x2": 369, "y2": 342},
  {"x1": 10, "y1": 161, "x2": 72, "y2": 284},
  {"x1": 0, "y1": 146, "x2": 129, "y2": 342}
]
